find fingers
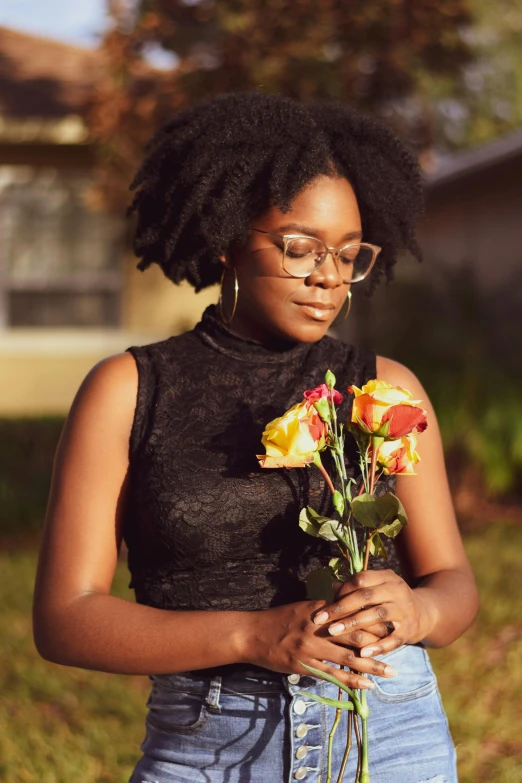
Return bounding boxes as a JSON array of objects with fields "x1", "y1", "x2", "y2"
[
  {"x1": 366, "y1": 622, "x2": 391, "y2": 639},
  {"x1": 359, "y1": 632, "x2": 405, "y2": 658},
  {"x1": 333, "y1": 570, "x2": 397, "y2": 599},
  {"x1": 314, "y1": 584, "x2": 392, "y2": 628},
  {"x1": 326, "y1": 605, "x2": 394, "y2": 637},
  {"x1": 329, "y1": 626, "x2": 388, "y2": 649},
  {"x1": 325, "y1": 644, "x2": 398, "y2": 679}
]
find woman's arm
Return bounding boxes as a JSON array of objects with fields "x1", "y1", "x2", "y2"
[
  {"x1": 32, "y1": 353, "x2": 393, "y2": 688},
  {"x1": 32, "y1": 354, "x2": 248, "y2": 674},
  {"x1": 312, "y1": 356, "x2": 479, "y2": 655}
]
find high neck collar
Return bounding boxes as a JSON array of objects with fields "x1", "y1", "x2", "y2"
[{"x1": 193, "y1": 304, "x2": 314, "y2": 364}]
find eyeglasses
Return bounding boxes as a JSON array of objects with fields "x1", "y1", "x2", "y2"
[{"x1": 250, "y1": 229, "x2": 381, "y2": 284}]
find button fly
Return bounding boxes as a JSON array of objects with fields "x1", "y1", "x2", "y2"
[
  {"x1": 288, "y1": 674, "x2": 301, "y2": 684},
  {"x1": 294, "y1": 767, "x2": 308, "y2": 780},
  {"x1": 295, "y1": 745, "x2": 308, "y2": 760},
  {"x1": 295, "y1": 723, "x2": 309, "y2": 738},
  {"x1": 293, "y1": 699, "x2": 307, "y2": 715}
]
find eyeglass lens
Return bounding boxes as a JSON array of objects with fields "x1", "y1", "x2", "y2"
[{"x1": 283, "y1": 237, "x2": 374, "y2": 282}]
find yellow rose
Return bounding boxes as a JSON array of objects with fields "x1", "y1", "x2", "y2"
[{"x1": 257, "y1": 401, "x2": 327, "y2": 469}]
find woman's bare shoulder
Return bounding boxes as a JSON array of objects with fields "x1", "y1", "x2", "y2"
[{"x1": 68, "y1": 352, "x2": 138, "y2": 430}]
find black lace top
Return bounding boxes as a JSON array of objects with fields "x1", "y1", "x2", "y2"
[{"x1": 123, "y1": 304, "x2": 400, "y2": 630}]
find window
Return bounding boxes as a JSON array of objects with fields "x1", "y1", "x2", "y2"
[{"x1": 0, "y1": 166, "x2": 124, "y2": 327}]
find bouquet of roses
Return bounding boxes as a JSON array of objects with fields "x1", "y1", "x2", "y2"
[{"x1": 257, "y1": 371, "x2": 428, "y2": 783}]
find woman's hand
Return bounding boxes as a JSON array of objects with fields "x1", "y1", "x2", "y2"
[
  {"x1": 240, "y1": 600, "x2": 399, "y2": 691},
  {"x1": 311, "y1": 570, "x2": 436, "y2": 659}
]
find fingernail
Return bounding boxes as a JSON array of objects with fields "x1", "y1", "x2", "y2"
[
  {"x1": 314, "y1": 611, "x2": 329, "y2": 625},
  {"x1": 360, "y1": 647, "x2": 376, "y2": 658},
  {"x1": 383, "y1": 665, "x2": 398, "y2": 677},
  {"x1": 360, "y1": 680, "x2": 375, "y2": 689},
  {"x1": 328, "y1": 623, "x2": 345, "y2": 635}
]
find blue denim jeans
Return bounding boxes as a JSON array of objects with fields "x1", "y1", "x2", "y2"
[{"x1": 128, "y1": 644, "x2": 457, "y2": 783}]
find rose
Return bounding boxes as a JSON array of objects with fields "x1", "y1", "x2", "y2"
[
  {"x1": 257, "y1": 401, "x2": 327, "y2": 469},
  {"x1": 304, "y1": 382, "x2": 343, "y2": 423},
  {"x1": 348, "y1": 379, "x2": 428, "y2": 439},
  {"x1": 371, "y1": 433, "x2": 420, "y2": 475},
  {"x1": 304, "y1": 383, "x2": 343, "y2": 406}
]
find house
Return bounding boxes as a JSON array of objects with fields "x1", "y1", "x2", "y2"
[
  {"x1": 0, "y1": 27, "x2": 215, "y2": 416},
  {"x1": 418, "y1": 129, "x2": 522, "y2": 288}
]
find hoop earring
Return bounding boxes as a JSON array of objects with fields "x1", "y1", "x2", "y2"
[
  {"x1": 219, "y1": 267, "x2": 239, "y2": 324},
  {"x1": 344, "y1": 289, "x2": 352, "y2": 320}
]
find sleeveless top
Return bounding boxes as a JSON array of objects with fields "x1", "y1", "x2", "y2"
[{"x1": 123, "y1": 304, "x2": 401, "y2": 629}]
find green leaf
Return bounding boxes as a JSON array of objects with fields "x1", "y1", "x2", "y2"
[
  {"x1": 329, "y1": 557, "x2": 345, "y2": 580},
  {"x1": 299, "y1": 506, "x2": 334, "y2": 538},
  {"x1": 375, "y1": 492, "x2": 408, "y2": 527},
  {"x1": 369, "y1": 532, "x2": 387, "y2": 558},
  {"x1": 378, "y1": 518, "x2": 404, "y2": 538},
  {"x1": 317, "y1": 520, "x2": 343, "y2": 542},
  {"x1": 298, "y1": 661, "x2": 355, "y2": 698},
  {"x1": 306, "y1": 506, "x2": 332, "y2": 524},
  {"x1": 332, "y1": 490, "x2": 345, "y2": 516},
  {"x1": 299, "y1": 507, "x2": 320, "y2": 537},
  {"x1": 374, "y1": 492, "x2": 399, "y2": 524},
  {"x1": 325, "y1": 369, "x2": 336, "y2": 389},
  {"x1": 305, "y1": 567, "x2": 335, "y2": 601},
  {"x1": 351, "y1": 494, "x2": 379, "y2": 528},
  {"x1": 294, "y1": 691, "x2": 354, "y2": 711}
]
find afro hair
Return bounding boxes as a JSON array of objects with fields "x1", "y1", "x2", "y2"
[{"x1": 128, "y1": 92, "x2": 424, "y2": 294}]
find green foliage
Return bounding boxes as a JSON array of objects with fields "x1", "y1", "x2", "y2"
[
  {"x1": 351, "y1": 493, "x2": 381, "y2": 528},
  {"x1": 420, "y1": 0, "x2": 522, "y2": 149},
  {"x1": 0, "y1": 418, "x2": 65, "y2": 536},
  {"x1": 299, "y1": 506, "x2": 341, "y2": 542}
]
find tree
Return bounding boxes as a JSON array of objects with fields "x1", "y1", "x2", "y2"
[{"x1": 88, "y1": 0, "x2": 474, "y2": 208}]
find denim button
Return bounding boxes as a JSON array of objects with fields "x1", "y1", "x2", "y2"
[
  {"x1": 295, "y1": 723, "x2": 309, "y2": 738},
  {"x1": 293, "y1": 699, "x2": 307, "y2": 715},
  {"x1": 288, "y1": 674, "x2": 301, "y2": 684},
  {"x1": 295, "y1": 745, "x2": 308, "y2": 760},
  {"x1": 295, "y1": 767, "x2": 308, "y2": 779}
]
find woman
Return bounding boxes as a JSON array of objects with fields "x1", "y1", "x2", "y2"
[{"x1": 33, "y1": 93, "x2": 478, "y2": 783}]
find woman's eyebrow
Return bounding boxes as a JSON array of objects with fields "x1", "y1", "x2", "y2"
[{"x1": 274, "y1": 223, "x2": 363, "y2": 241}]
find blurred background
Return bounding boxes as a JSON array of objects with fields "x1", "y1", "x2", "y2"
[{"x1": 0, "y1": 1, "x2": 521, "y2": 781}]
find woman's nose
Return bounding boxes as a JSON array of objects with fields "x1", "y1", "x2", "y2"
[{"x1": 307, "y1": 250, "x2": 344, "y2": 288}]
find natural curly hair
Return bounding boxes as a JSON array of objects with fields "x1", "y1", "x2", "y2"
[{"x1": 128, "y1": 92, "x2": 424, "y2": 294}]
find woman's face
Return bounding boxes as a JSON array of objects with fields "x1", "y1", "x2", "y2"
[{"x1": 222, "y1": 174, "x2": 363, "y2": 344}]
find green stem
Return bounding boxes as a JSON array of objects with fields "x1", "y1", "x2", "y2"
[
  {"x1": 336, "y1": 708, "x2": 353, "y2": 783},
  {"x1": 360, "y1": 708, "x2": 370, "y2": 783},
  {"x1": 353, "y1": 705, "x2": 362, "y2": 782},
  {"x1": 326, "y1": 689, "x2": 343, "y2": 783},
  {"x1": 363, "y1": 439, "x2": 381, "y2": 570}
]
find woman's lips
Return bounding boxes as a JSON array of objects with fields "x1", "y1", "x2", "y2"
[{"x1": 295, "y1": 301, "x2": 336, "y2": 321}]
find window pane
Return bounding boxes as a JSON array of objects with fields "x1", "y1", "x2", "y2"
[
  {"x1": 9, "y1": 291, "x2": 121, "y2": 327},
  {"x1": 0, "y1": 166, "x2": 124, "y2": 327}
]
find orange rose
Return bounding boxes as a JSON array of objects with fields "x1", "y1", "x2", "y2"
[
  {"x1": 372, "y1": 433, "x2": 420, "y2": 475},
  {"x1": 257, "y1": 401, "x2": 327, "y2": 469},
  {"x1": 348, "y1": 379, "x2": 427, "y2": 439}
]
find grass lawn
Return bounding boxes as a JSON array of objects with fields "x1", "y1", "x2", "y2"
[{"x1": 1, "y1": 523, "x2": 521, "y2": 782}]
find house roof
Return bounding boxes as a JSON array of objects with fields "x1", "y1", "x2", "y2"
[
  {"x1": 425, "y1": 127, "x2": 522, "y2": 189},
  {"x1": 0, "y1": 26, "x2": 104, "y2": 120},
  {"x1": 0, "y1": 26, "x2": 106, "y2": 144}
]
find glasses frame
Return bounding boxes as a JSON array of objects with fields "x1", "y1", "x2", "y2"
[{"x1": 250, "y1": 228, "x2": 381, "y2": 284}]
